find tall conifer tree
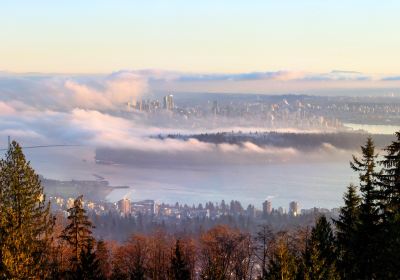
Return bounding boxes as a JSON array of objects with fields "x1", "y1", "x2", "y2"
[
  {"x1": 61, "y1": 195, "x2": 95, "y2": 274},
  {"x1": 376, "y1": 132, "x2": 400, "y2": 279},
  {"x1": 303, "y1": 216, "x2": 339, "y2": 280},
  {"x1": 333, "y1": 184, "x2": 360, "y2": 279},
  {"x1": 0, "y1": 141, "x2": 54, "y2": 279},
  {"x1": 351, "y1": 137, "x2": 381, "y2": 279},
  {"x1": 76, "y1": 243, "x2": 103, "y2": 280},
  {"x1": 379, "y1": 132, "x2": 400, "y2": 215}
]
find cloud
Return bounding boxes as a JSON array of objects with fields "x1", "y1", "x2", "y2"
[
  {"x1": 303, "y1": 70, "x2": 372, "y2": 81},
  {"x1": 0, "y1": 69, "x2": 393, "y2": 167},
  {"x1": 0, "y1": 100, "x2": 348, "y2": 167},
  {"x1": 2, "y1": 69, "x2": 400, "y2": 108},
  {"x1": 0, "y1": 71, "x2": 148, "y2": 111},
  {"x1": 0, "y1": 101, "x2": 16, "y2": 115},
  {"x1": 174, "y1": 71, "x2": 306, "y2": 82},
  {"x1": 173, "y1": 70, "x2": 376, "y2": 82},
  {"x1": 382, "y1": 76, "x2": 400, "y2": 81}
]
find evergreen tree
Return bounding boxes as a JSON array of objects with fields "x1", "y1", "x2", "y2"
[
  {"x1": 265, "y1": 232, "x2": 297, "y2": 280},
  {"x1": 351, "y1": 137, "x2": 382, "y2": 279},
  {"x1": 303, "y1": 216, "x2": 339, "y2": 280},
  {"x1": 333, "y1": 184, "x2": 360, "y2": 279},
  {"x1": 96, "y1": 240, "x2": 111, "y2": 280},
  {"x1": 378, "y1": 131, "x2": 400, "y2": 215},
  {"x1": 350, "y1": 137, "x2": 380, "y2": 219},
  {"x1": 0, "y1": 141, "x2": 54, "y2": 279},
  {"x1": 61, "y1": 195, "x2": 95, "y2": 274},
  {"x1": 376, "y1": 132, "x2": 400, "y2": 279},
  {"x1": 76, "y1": 243, "x2": 103, "y2": 280},
  {"x1": 170, "y1": 239, "x2": 191, "y2": 280}
]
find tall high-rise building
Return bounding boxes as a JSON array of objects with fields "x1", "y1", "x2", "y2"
[
  {"x1": 136, "y1": 100, "x2": 142, "y2": 111},
  {"x1": 212, "y1": 100, "x2": 219, "y2": 116},
  {"x1": 262, "y1": 200, "x2": 272, "y2": 216},
  {"x1": 117, "y1": 198, "x2": 131, "y2": 216},
  {"x1": 289, "y1": 201, "x2": 299, "y2": 216},
  {"x1": 163, "y1": 94, "x2": 174, "y2": 110}
]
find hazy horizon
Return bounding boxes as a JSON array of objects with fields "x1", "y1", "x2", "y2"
[{"x1": 1, "y1": 1, "x2": 400, "y2": 210}]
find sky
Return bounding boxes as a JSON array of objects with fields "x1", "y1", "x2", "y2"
[{"x1": 1, "y1": 0, "x2": 400, "y2": 74}]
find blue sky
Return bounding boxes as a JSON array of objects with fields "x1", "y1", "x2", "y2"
[{"x1": 1, "y1": 1, "x2": 400, "y2": 74}]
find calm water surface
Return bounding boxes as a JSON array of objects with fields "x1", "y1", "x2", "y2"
[{"x1": 25, "y1": 147, "x2": 356, "y2": 210}]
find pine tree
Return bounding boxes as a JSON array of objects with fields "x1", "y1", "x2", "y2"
[
  {"x1": 350, "y1": 137, "x2": 380, "y2": 217},
  {"x1": 170, "y1": 239, "x2": 191, "y2": 280},
  {"x1": 378, "y1": 132, "x2": 400, "y2": 215},
  {"x1": 61, "y1": 195, "x2": 95, "y2": 274},
  {"x1": 264, "y1": 232, "x2": 297, "y2": 280},
  {"x1": 333, "y1": 184, "x2": 360, "y2": 279},
  {"x1": 76, "y1": 243, "x2": 103, "y2": 280},
  {"x1": 303, "y1": 216, "x2": 339, "y2": 280},
  {"x1": 376, "y1": 132, "x2": 400, "y2": 279},
  {"x1": 351, "y1": 137, "x2": 381, "y2": 279},
  {"x1": 96, "y1": 240, "x2": 111, "y2": 280},
  {"x1": 0, "y1": 141, "x2": 54, "y2": 279}
]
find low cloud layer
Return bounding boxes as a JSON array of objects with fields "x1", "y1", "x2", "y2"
[
  {"x1": 0, "y1": 71, "x2": 147, "y2": 111},
  {"x1": 0, "y1": 69, "x2": 387, "y2": 166},
  {"x1": 0, "y1": 99, "x2": 350, "y2": 167}
]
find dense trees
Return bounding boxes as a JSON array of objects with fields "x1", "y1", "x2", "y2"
[{"x1": 2, "y1": 134, "x2": 400, "y2": 279}]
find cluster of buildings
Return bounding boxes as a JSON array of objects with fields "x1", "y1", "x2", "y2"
[
  {"x1": 321, "y1": 100, "x2": 400, "y2": 125},
  {"x1": 48, "y1": 186, "x2": 342, "y2": 224},
  {"x1": 262, "y1": 200, "x2": 299, "y2": 217},
  {"x1": 125, "y1": 94, "x2": 343, "y2": 130},
  {"x1": 123, "y1": 94, "x2": 400, "y2": 131},
  {"x1": 126, "y1": 94, "x2": 174, "y2": 113},
  {"x1": 51, "y1": 194, "x2": 339, "y2": 221}
]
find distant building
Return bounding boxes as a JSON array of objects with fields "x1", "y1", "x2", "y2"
[
  {"x1": 262, "y1": 200, "x2": 272, "y2": 216},
  {"x1": 136, "y1": 100, "x2": 142, "y2": 111},
  {"x1": 247, "y1": 204, "x2": 256, "y2": 218},
  {"x1": 212, "y1": 100, "x2": 219, "y2": 115},
  {"x1": 117, "y1": 198, "x2": 131, "y2": 216},
  {"x1": 163, "y1": 94, "x2": 174, "y2": 110},
  {"x1": 132, "y1": 199, "x2": 157, "y2": 215},
  {"x1": 289, "y1": 201, "x2": 299, "y2": 216}
]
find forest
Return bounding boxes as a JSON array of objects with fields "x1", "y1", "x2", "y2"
[{"x1": 1, "y1": 133, "x2": 400, "y2": 279}]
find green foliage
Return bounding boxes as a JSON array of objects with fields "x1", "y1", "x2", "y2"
[
  {"x1": 61, "y1": 195, "x2": 96, "y2": 275},
  {"x1": 375, "y1": 132, "x2": 400, "y2": 279},
  {"x1": 334, "y1": 135, "x2": 400, "y2": 279},
  {"x1": 75, "y1": 243, "x2": 103, "y2": 280},
  {"x1": 347, "y1": 138, "x2": 381, "y2": 278},
  {"x1": 0, "y1": 141, "x2": 54, "y2": 279},
  {"x1": 333, "y1": 184, "x2": 360, "y2": 279},
  {"x1": 378, "y1": 131, "x2": 400, "y2": 215},
  {"x1": 303, "y1": 216, "x2": 339, "y2": 280},
  {"x1": 264, "y1": 232, "x2": 298, "y2": 280}
]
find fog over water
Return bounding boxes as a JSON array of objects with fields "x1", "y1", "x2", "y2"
[
  {"x1": 23, "y1": 146, "x2": 356, "y2": 210},
  {"x1": 1, "y1": 71, "x2": 396, "y2": 211}
]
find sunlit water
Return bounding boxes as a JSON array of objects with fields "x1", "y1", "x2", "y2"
[{"x1": 23, "y1": 146, "x2": 356, "y2": 210}]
